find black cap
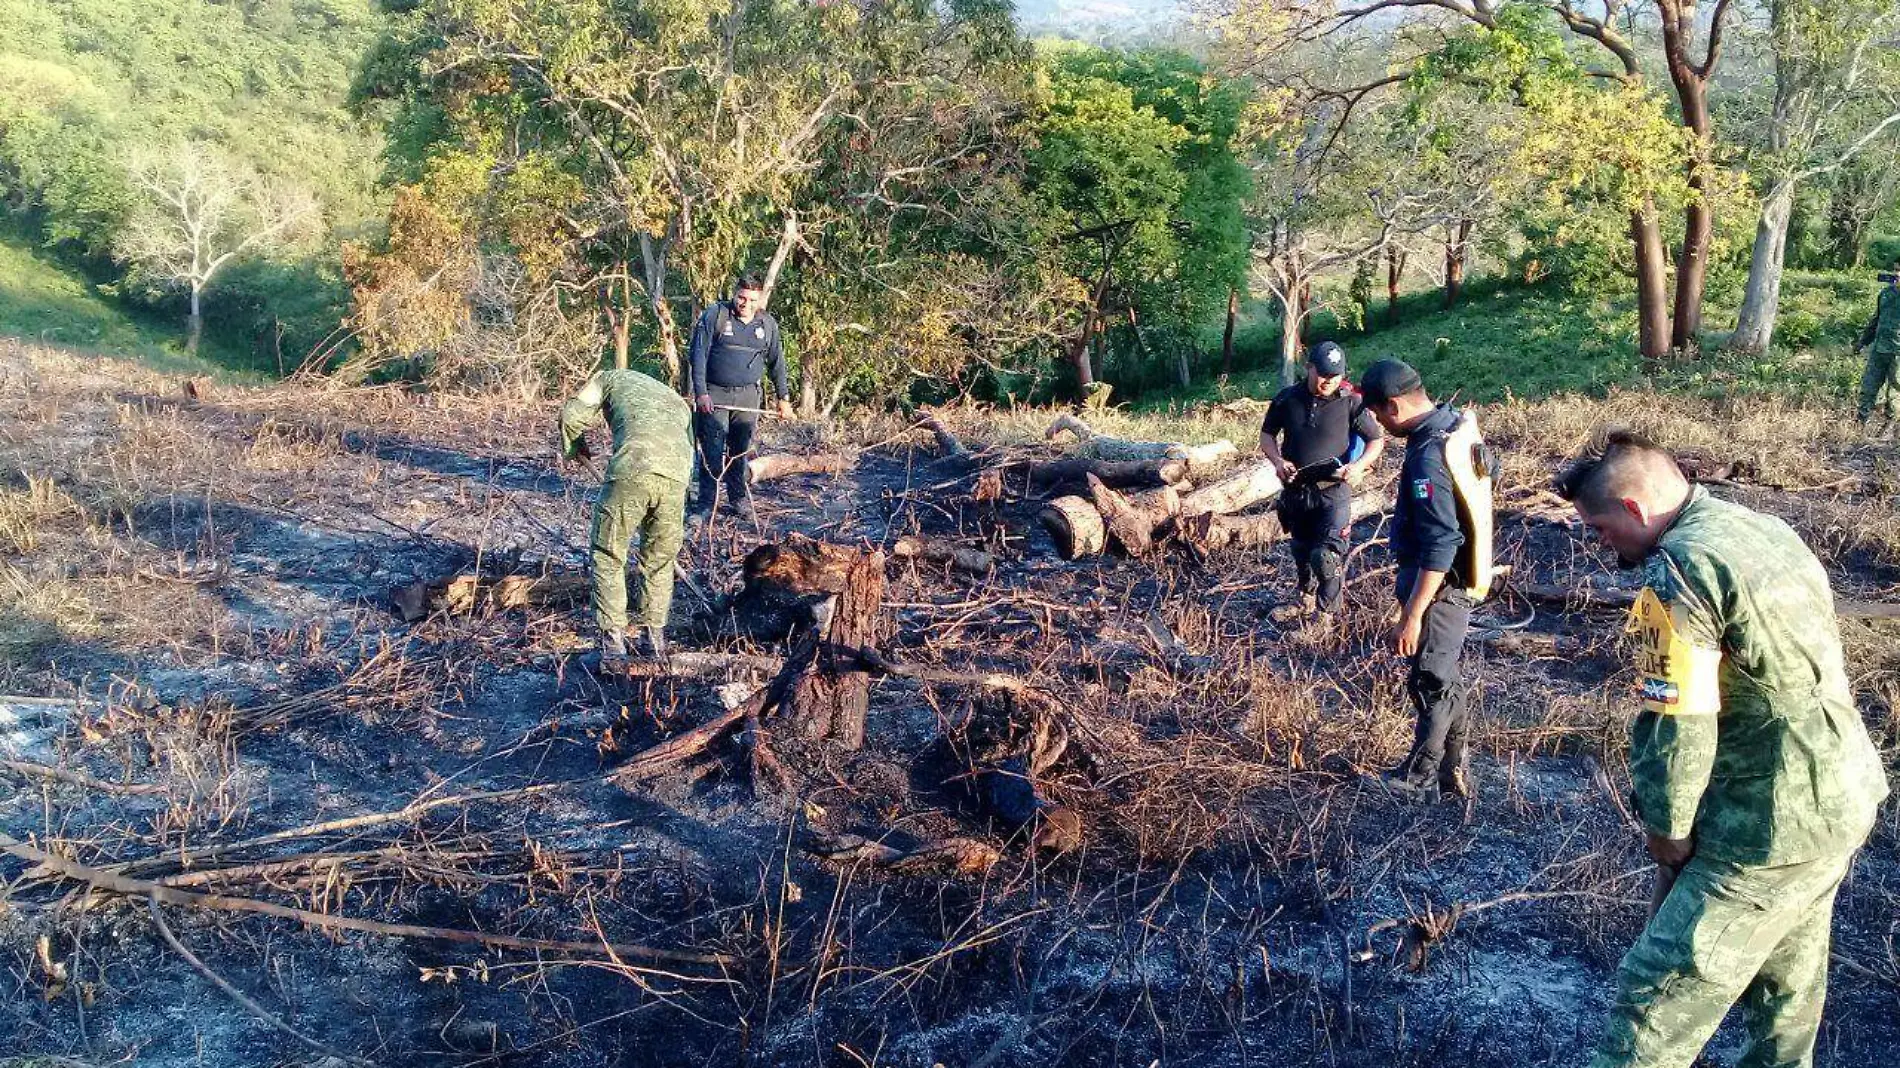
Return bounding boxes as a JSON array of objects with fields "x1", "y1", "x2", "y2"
[
  {"x1": 1308, "y1": 341, "x2": 1346, "y2": 377},
  {"x1": 1357, "y1": 358, "x2": 1423, "y2": 405}
]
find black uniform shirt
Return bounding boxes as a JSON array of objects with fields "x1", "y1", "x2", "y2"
[
  {"x1": 1263, "y1": 382, "x2": 1384, "y2": 472},
  {"x1": 689, "y1": 302, "x2": 788, "y2": 397},
  {"x1": 1391, "y1": 404, "x2": 1466, "y2": 580}
]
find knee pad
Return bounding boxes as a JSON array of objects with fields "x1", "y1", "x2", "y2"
[{"x1": 1311, "y1": 546, "x2": 1342, "y2": 581}]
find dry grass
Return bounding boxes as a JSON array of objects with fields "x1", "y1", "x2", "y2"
[{"x1": 0, "y1": 341, "x2": 1894, "y2": 1067}]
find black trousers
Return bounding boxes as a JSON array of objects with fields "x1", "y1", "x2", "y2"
[
  {"x1": 1394, "y1": 567, "x2": 1472, "y2": 784},
  {"x1": 693, "y1": 383, "x2": 761, "y2": 511},
  {"x1": 1278, "y1": 481, "x2": 1352, "y2": 611}
]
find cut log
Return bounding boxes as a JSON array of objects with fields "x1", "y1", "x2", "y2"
[
  {"x1": 1088, "y1": 474, "x2": 1156, "y2": 556},
  {"x1": 1019, "y1": 456, "x2": 1187, "y2": 496},
  {"x1": 1179, "y1": 494, "x2": 1380, "y2": 554},
  {"x1": 1040, "y1": 496, "x2": 1106, "y2": 559},
  {"x1": 1179, "y1": 462, "x2": 1284, "y2": 519},
  {"x1": 891, "y1": 535, "x2": 993, "y2": 575},
  {"x1": 747, "y1": 451, "x2": 851, "y2": 484}
]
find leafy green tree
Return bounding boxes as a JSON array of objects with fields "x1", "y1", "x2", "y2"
[
  {"x1": 1729, "y1": 0, "x2": 1900, "y2": 352},
  {"x1": 1027, "y1": 45, "x2": 1250, "y2": 396}
]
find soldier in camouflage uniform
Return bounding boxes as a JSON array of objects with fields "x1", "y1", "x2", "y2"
[
  {"x1": 1854, "y1": 259, "x2": 1900, "y2": 427},
  {"x1": 558, "y1": 368, "x2": 694, "y2": 659},
  {"x1": 1558, "y1": 431, "x2": 1889, "y2": 1068}
]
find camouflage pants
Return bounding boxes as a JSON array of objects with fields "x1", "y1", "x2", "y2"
[
  {"x1": 1592, "y1": 847, "x2": 1857, "y2": 1068},
  {"x1": 1858, "y1": 347, "x2": 1897, "y2": 421},
  {"x1": 589, "y1": 473, "x2": 687, "y2": 633}
]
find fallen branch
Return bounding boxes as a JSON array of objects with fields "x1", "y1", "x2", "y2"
[
  {"x1": 0, "y1": 759, "x2": 168, "y2": 796},
  {"x1": 0, "y1": 832, "x2": 729, "y2": 969},
  {"x1": 1506, "y1": 581, "x2": 1900, "y2": 620},
  {"x1": 805, "y1": 832, "x2": 1001, "y2": 877},
  {"x1": 891, "y1": 535, "x2": 993, "y2": 575},
  {"x1": 148, "y1": 899, "x2": 378, "y2": 1067},
  {"x1": 747, "y1": 451, "x2": 852, "y2": 484},
  {"x1": 917, "y1": 415, "x2": 969, "y2": 458}
]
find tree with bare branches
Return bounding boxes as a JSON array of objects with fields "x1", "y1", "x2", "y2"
[
  {"x1": 116, "y1": 144, "x2": 320, "y2": 355},
  {"x1": 1729, "y1": 0, "x2": 1900, "y2": 353}
]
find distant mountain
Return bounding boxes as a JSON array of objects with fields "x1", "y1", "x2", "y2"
[{"x1": 1013, "y1": 0, "x2": 1188, "y2": 39}]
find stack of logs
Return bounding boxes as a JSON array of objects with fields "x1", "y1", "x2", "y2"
[{"x1": 1030, "y1": 414, "x2": 1379, "y2": 559}]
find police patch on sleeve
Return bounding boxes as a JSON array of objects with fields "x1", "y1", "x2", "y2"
[
  {"x1": 1410, "y1": 478, "x2": 1432, "y2": 500},
  {"x1": 1627, "y1": 586, "x2": 1721, "y2": 716}
]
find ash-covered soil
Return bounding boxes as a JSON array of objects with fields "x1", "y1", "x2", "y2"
[{"x1": 0, "y1": 341, "x2": 1895, "y2": 1067}]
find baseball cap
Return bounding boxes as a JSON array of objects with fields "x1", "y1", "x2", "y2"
[
  {"x1": 1308, "y1": 341, "x2": 1346, "y2": 377},
  {"x1": 1357, "y1": 358, "x2": 1423, "y2": 405}
]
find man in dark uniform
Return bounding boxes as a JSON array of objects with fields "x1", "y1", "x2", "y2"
[
  {"x1": 1358, "y1": 358, "x2": 1475, "y2": 801},
  {"x1": 688, "y1": 272, "x2": 795, "y2": 521},
  {"x1": 1258, "y1": 341, "x2": 1386, "y2": 629}
]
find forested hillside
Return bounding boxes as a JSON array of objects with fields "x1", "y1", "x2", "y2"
[
  {"x1": 3, "y1": 1, "x2": 1899, "y2": 402},
  {"x1": 0, "y1": 0, "x2": 383, "y2": 365}
]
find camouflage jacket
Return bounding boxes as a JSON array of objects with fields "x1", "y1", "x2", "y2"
[
  {"x1": 1859, "y1": 283, "x2": 1900, "y2": 353},
  {"x1": 558, "y1": 370, "x2": 693, "y2": 484},
  {"x1": 1629, "y1": 487, "x2": 1888, "y2": 865}
]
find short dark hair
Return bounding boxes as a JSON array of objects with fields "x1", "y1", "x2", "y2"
[
  {"x1": 1554, "y1": 428, "x2": 1680, "y2": 512},
  {"x1": 735, "y1": 272, "x2": 766, "y2": 293}
]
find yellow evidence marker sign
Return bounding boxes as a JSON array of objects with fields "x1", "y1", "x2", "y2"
[{"x1": 1626, "y1": 586, "x2": 1722, "y2": 716}]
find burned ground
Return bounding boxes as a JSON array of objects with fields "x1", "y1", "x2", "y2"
[{"x1": 0, "y1": 340, "x2": 1896, "y2": 1067}]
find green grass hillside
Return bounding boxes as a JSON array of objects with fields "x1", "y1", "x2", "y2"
[
  {"x1": 1162, "y1": 273, "x2": 1880, "y2": 410},
  {"x1": 0, "y1": 228, "x2": 263, "y2": 380}
]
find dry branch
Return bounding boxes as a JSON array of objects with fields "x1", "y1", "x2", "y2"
[
  {"x1": 148, "y1": 900, "x2": 377, "y2": 1067},
  {"x1": 805, "y1": 832, "x2": 1001, "y2": 876},
  {"x1": 1043, "y1": 413, "x2": 1236, "y2": 476},
  {"x1": 1506, "y1": 581, "x2": 1900, "y2": 620},
  {"x1": 0, "y1": 759, "x2": 168, "y2": 796},
  {"x1": 0, "y1": 832, "x2": 729, "y2": 968}
]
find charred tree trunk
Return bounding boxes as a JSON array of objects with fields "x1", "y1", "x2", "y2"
[
  {"x1": 735, "y1": 539, "x2": 883, "y2": 750},
  {"x1": 1221, "y1": 287, "x2": 1239, "y2": 375},
  {"x1": 787, "y1": 550, "x2": 882, "y2": 749}
]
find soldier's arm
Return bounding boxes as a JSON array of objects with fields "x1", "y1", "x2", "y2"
[
  {"x1": 766, "y1": 319, "x2": 790, "y2": 401},
  {"x1": 1859, "y1": 310, "x2": 1879, "y2": 350},
  {"x1": 688, "y1": 308, "x2": 715, "y2": 398},
  {"x1": 558, "y1": 374, "x2": 606, "y2": 460},
  {"x1": 1628, "y1": 552, "x2": 1725, "y2": 845}
]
